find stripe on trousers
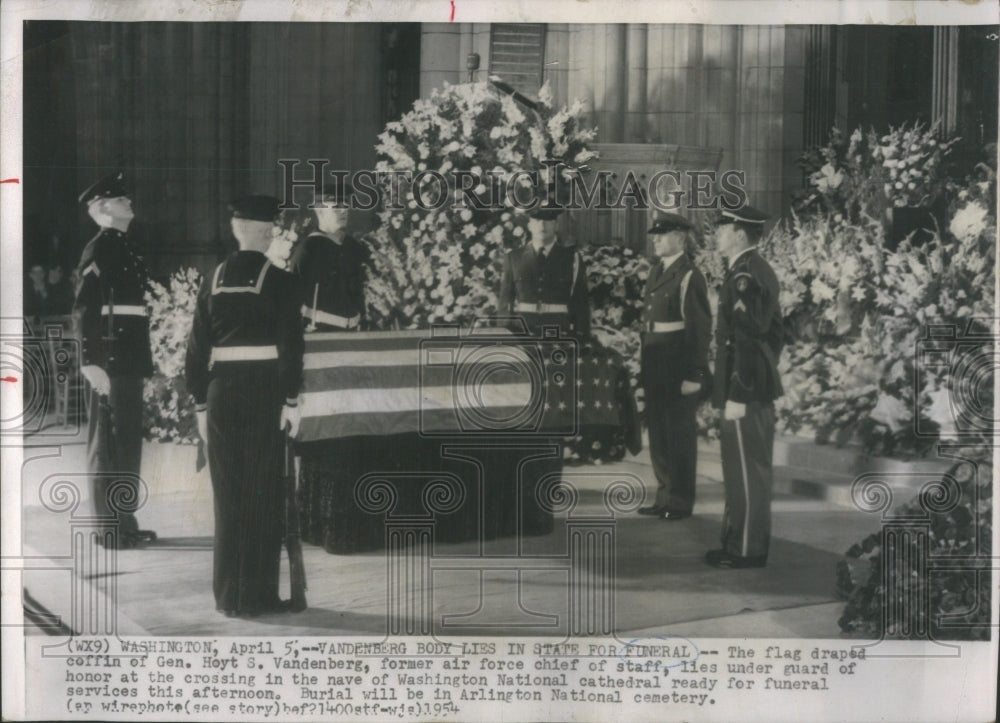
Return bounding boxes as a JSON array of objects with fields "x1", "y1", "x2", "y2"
[{"x1": 735, "y1": 416, "x2": 750, "y2": 557}]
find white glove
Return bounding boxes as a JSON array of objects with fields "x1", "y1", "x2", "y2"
[
  {"x1": 81, "y1": 365, "x2": 111, "y2": 396},
  {"x1": 280, "y1": 404, "x2": 301, "y2": 438},
  {"x1": 724, "y1": 401, "x2": 746, "y2": 421},
  {"x1": 680, "y1": 380, "x2": 701, "y2": 396},
  {"x1": 196, "y1": 410, "x2": 208, "y2": 442}
]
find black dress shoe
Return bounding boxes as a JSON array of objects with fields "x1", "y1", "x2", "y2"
[
  {"x1": 638, "y1": 505, "x2": 668, "y2": 516},
  {"x1": 705, "y1": 549, "x2": 767, "y2": 569},
  {"x1": 662, "y1": 510, "x2": 691, "y2": 521}
]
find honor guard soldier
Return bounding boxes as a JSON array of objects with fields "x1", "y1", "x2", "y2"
[
  {"x1": 288, "y1": 178, "x2": 368, "y2": 332},
  {"x1": 286, "y1": 177, "x2": 368, "y2": 546},
  {"x1": 497, "y1": 201, "x2": 591, "y2": 536},
  {"x1": 497, "y1": 203, "x2": 590, "y2": 338},
  {"x1": 637, "y1": 214, "x2": 712, "y2": 521},
  {"x1": 73, "y1": 172, "x2": 157, "y2": 549},
  {"x1": 706, "y1": 205, "x2": 784, "y2": 569},
  {"x1": 185, "y1": 195, "x2": 305, "y2": 617}
]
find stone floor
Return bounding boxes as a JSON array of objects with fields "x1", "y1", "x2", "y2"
[{"x1": 15, "y1": 419, "x2": 889, "y2": 639}]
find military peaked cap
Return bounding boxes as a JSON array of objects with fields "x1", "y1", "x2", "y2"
[
  {"x1": 648, "y1": 213, "x2": 694, "y2": 234},
  {"x1": 228, "y1": 194, "x2": 281, "y2": 222},
  {"x1": 78, "y1": 171, "x2": 128, "y2": 205}
]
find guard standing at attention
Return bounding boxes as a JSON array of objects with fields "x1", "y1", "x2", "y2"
[
  {"x1": 497, "y1": 203, "x2": 590, "y2": 338},
  {"x1": 706, "y1": 206, "x2": 783, "y2": 569},
  {"x1": 185, "y1": 195, "x2": 304, "y2": 616},
  {"x1": 636, "y1": 214, "x2": 712, "y2": 521},
  {"x1": 286, "y1": 177, "x2": 368, "y2": 547},
  {"x1": 288, "y1": 178, "x2": 368, "y2": 332},
  {"x1": 73, "y1": 172, "x2": 157, "y2": 549},
  {"x1": 497, "y1": 201, "x2": 591, "y2": 536}
]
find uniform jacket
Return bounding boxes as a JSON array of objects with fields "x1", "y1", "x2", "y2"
[
  {"x1": 72, "y1": 228, "x2": 154, "y2": 377},
  {"x1": 712, "y1": 247, "x2": 784, "y2": 407},
  {"x1": 185, "y1": 251, "x2": 305, "y2": 408},
  {"x1": 288, "y1": 230, "x2": 368, "y2": 330},
  {"x1": 640, "y1": 253, "x2": 712, "y2": 397},
  {"x1": 497, "y1": 241, "x2": 590, "y2": 337}
]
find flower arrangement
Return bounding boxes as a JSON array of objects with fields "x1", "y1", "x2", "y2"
[
  {"x1": 796, "y1": 122, "x2": 958, "y2": 221},
  {"x1": 765, "y1": 128, "x2": 995, "y2": 456},
  {"x1": 364, "y1": 80, "x2": 597, "y2": 329},
  {"x1": 143, "y1": 267, "x2": 203, "y2": 444},
  {"x1": 875, "y1": 123, "x2": 958, "y2": 208},
  {"x1": 582, "y1": 244, "x2": 649, "y2": 377}
]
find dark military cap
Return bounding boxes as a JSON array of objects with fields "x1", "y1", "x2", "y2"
[
  {"x1": 530, "y1": 204, "x2": 564, "y2": 221},
  {"x1": 78, "y1": 171, "x2": 128, "y2": 205},
  {"x1": 228, "y1": 194, "x2": 281, "y2": 222},
  {"x1": 718, "y1": 206, "x2": 768, "y2": 225},
  {"x1": 648, "y1": 213, "x2": 694, "y2": 234}
]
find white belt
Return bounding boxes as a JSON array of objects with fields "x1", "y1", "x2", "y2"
[
  {"x1": 101, "y1": 305, "x2": 147, "y2": 317},
  {"x1": 301, "y1": 306, "x2": 361, "y2": 329},
  {"x1": 649, "y1": 321, "x2": 685, "y2": 333},
  {"x1": 209, "y1": 345, "x2": 279, "y2": 365},
  {"x1": 514, "y1": 302, "x2": 569, "y2": 314}
]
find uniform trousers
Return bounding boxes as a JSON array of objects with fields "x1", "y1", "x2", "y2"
[
  {"x1": 646, "y1": 389, "x2": 699, "y2": 514},
  {"x1": 206, "y1": 366, "x2": 284, "y2": 614},
  {"x1": 719, "y1": 401, "x2": 775, "y2": 559},
  {"x1": 86, "y1": 376, "x2": 144, "y2": 538}
]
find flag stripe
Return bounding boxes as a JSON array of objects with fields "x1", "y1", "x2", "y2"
[
  {"x1": 304, "y1": 345, "x2": 537, "y2": 370},
  {"x1": 303, "y1": 327, "x2": 514, "y2": 349},
  {"x1": 301, "y1": 383, "x2": 535, "y2": 418},
  {"x1": 304, "y1": 363, "x2": 535, "y2": 391},
  {"x1": 298, "y1": 408, "x2": 561, "y2": 441}
]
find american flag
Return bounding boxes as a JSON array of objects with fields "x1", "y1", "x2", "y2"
[{"x1": 297, "y1": 327, "x2": 627, "y2": 442}]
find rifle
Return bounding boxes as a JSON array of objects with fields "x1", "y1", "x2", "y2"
[{"x1": 284, "y1": 431, "x2": 307, "y2": 611}]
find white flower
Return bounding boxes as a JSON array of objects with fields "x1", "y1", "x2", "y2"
[
  {"x1": 461, "y1": 224, "x2": 477, "y2": 239},
  {"x1": 948, "y1": 201, "x2": 989, "y2": 244},
  {"x1": 810, "y1": 278, "x2": 836, "y2": 303},
  {"x1": 512, "y1": 226, "x2": 524, "y2": 238}
]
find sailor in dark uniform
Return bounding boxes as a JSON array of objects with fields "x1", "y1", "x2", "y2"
[
  {"x1": 636, "y1": 214, "x2": 712, "y2": 521},
  {"x1": 288, "y1": 178, "x2": 368, "y2": 332},
  {"x1": 73, "y1": 172, "x2": 156, "y2": 548},
  {"x1": 185, "y1": 195, "x2": 304, "y2": 616},
  {"x1": 497, "y1": 203, "x2": 591, "y2": 536},
  {"x1": 706, "y1": 206, "x2": 784, "y2": 569}
]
